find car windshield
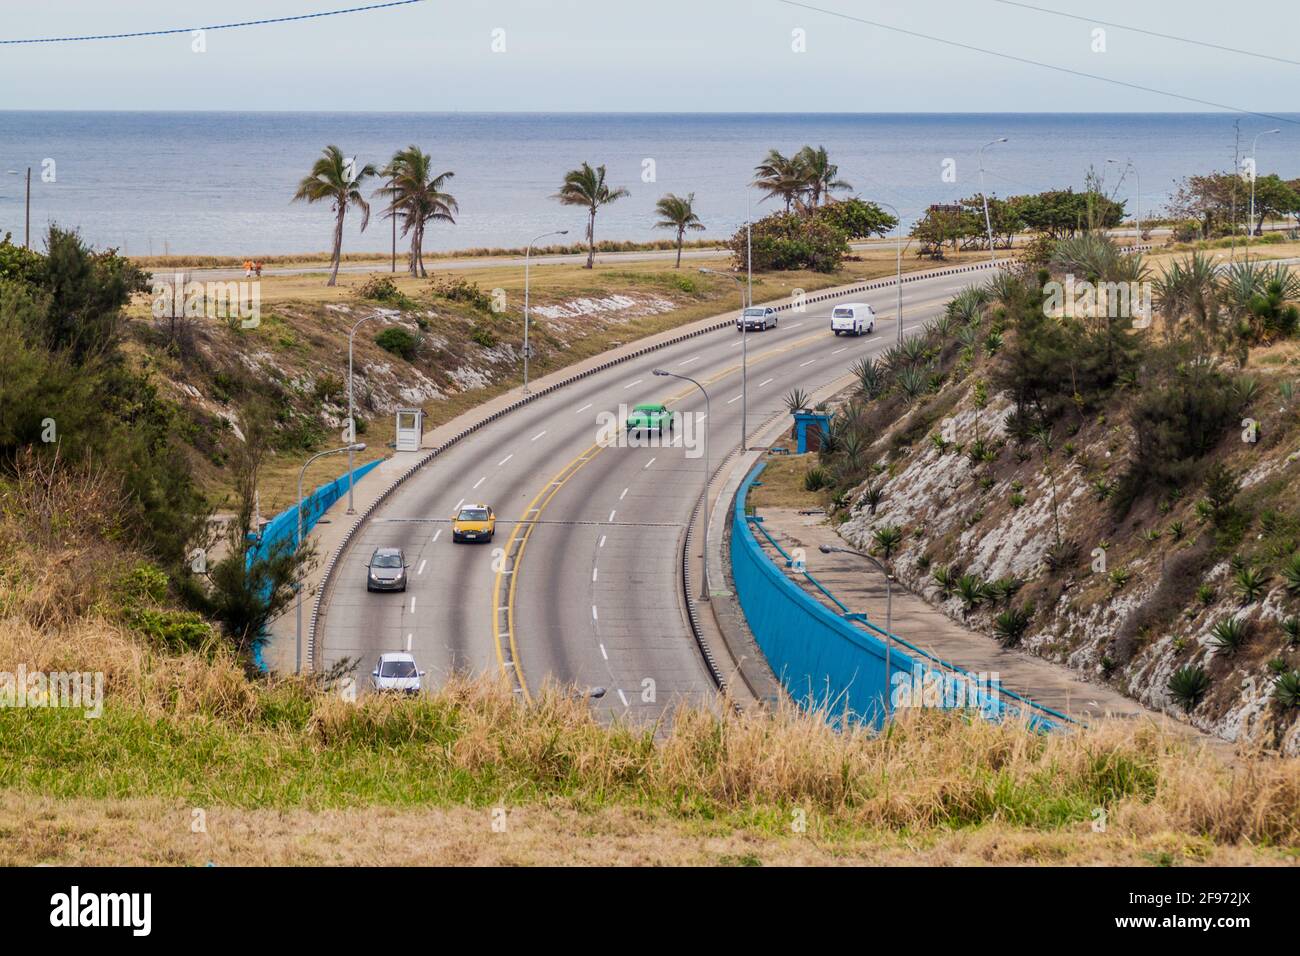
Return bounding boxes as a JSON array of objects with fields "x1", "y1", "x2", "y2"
[
  {"x1": 833, "y1": 308, "x2": 853, "y2": 317},
  {"x1": 743, "y1": 308, "x2": 767, "y2": 317},
  {"x1": 634, "y1": 405, "x2": 662, "y2": 413},
  {"x1": 380, "y1": 660, "x2": 417, "y2": 678},
  {"x1": 371, "y1": 553, "x2": 402, "y2": 568},
  {"x1": 458, "y1": 508, "x2": 489, "y2": 521}
]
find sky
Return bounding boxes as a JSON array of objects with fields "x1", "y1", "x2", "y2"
[{"x1": 0, "y1": 0, "x2": 1298, "y2": 114}]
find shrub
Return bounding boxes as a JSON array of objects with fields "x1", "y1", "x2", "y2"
[
  {"x1": 375, "y1": 326, "x2": 419, "y2": 361},
  {"x1": 803, "y1": 466, "x2": 830, "y2": 492},
  {"x1": 357, "y1": 274, "x2": 401, "y2": 302},
  {"x1": 932, "y1": 565, "x2": 958, "y2": 599},
  {"x1": 1274, "y1": 671, "x2": 1300, "y2": 709},
  {"x1": 430, "y1": 274, "x2": 494, "y2": 311},
  {"x1": 955, "y1": 574, "x2": 989, "y2": 614},
  {"x1": 1009, "y1": 492, "x2": 1026, "y2": 509},
  {"x1": 872, "y1": 524, "x2": 903, "y2": 560},
  {"x1": 469, "y1": 325, "x2": 497, "y2": 348},
  {"x1": 1283, "y1": 616, "x2": 1300, "y2": 646},
  {"x1": 1233, "y1": 565, "x2": 1270, "y2": 604},
  {"x1": 1282, "y1": 553, "x2": 1300, "y2": 595},
  {"x1": 1208, "y1": 617, "x2": 1249, "y2": 656},
  {"x1": 1196, "y1": 584, "x2": 1216, "y2": 606},
  {"x1": 993, "y1": 604, "x2": 1034, "y2": 646},
  {"x1": 858, "y1": 482, "x2": 885, "y2": 515},
  {"x1": 1167, "y1": 665, "x2": 1210, "y2": 712},
  {"x1": 730, "y1": 211, "x2": 849, "y2": 273},
  {"x1": 1109, "y1": 567, "x2": 1131, "y2": 592}
]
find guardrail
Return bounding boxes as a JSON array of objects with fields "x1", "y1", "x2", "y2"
[
  {"x1": 730, "y1": 461, "x2": 1065, "y2": 730},
  {"x1": 307, "y1": 256, "x2": 1008, "y2": 670}
]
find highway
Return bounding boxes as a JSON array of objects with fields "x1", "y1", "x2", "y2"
[{"x1": 316, "y1": 267, "x2": 987, "y2": 721}]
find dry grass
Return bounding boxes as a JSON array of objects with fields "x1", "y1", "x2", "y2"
[{"x1": 747, "y1": 452, "x2": 826, "y2": 510}]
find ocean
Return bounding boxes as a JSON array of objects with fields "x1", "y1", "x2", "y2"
[{"x1": 1, "y1": 111, "x2": 1296, "y2": 257}]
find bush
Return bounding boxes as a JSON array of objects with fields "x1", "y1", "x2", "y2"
[
  {"x1": 993, "y1": 604, "x2": 1034, "y2": 646},
  {"x1": 730, "y1": 212, "x2": 849, "y2": 273},
  {"x1": 1208, "y1": 617, "x2": 1249, "y2": 656},
  {"x1": 430, "y1": 274, "x2": 494, "y2": 311},
  {"x1": 803, "y1": 466, "x2": 830, "y2": 492},
  {"x1": 357, "y1": 275, "x2": 401, "y2": 302},
  {"x1": 1167, "y1": 665, "x2": 1210, "y2": 712},
  {"x1": 469, "y1": 325, "x2": 497, "y2": 348},
  {"x1": 1274, "y1": 671, "x2": 1300, "y2": 709},
  {"x1": 375, "y1": 326, "x2": 420, "y2": 361}
]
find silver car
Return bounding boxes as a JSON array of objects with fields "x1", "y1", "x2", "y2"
[
  {"x1": 737, "y1": 306, "x2": 778, "y2": 331},
  {"x1": 371, "y1": 652, "x2": 424, "y2": 694},
  {"x1": 366, "y1": 547, "x2": 408, "y2": 592}
]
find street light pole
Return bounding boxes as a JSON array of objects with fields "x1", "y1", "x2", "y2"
[
  {"x1": 296, "y1": 443, "x2": 366, "y2": 674},
  {"x1": 820, "y1": 544, "x2": 894, "y2": 719},
  {"x1": 700, "y1": 267, "x2": 749, "y2": 450},
  {"x1": 1248, "y1": 129, "x2": 1280, "y2": 261},
  {"x1": 654, "y1": 369, "x2": 710, "y2": 599},
  {"x1": 345, "y1": 312, "x2": 387, "y2": 515},
  {"x1": 876, "y1": 201, "x2": 904, "y2": 345},
  {"x1": 523, "y1": 229, "x2": 568, "y2": 395},
  {"x1": 978, "y1": 137, "x2": 1008, "y2": 264}
]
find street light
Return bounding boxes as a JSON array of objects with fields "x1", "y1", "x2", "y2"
[
  {"x1": 296, "y1": 442, "x2": 366, "y2": 674},
  {"x1": 875, "y1": 201, "x2": 905, "y2": 345},
  {"x1": 1106, "y1": 158, "x2": 1141, "y2": 245},
  {"x1": 523, "y1": 229, "x2": 568, "y2": 394},
  {"x1": 1248, "y1": 129, "x2": 1280, "y2": 260},
  {"x1": 700, "y1": 266, "x2": 750, "y2": 451},
  {"x1": 345, "y1": 312, "x2": 389, "y2": 514},
  {"x1": 654, "y1": 368, "x2": 711, "y2": 600},
  {"x1": 819, "y1": 544, "x2": 894, "y2": 719},
  {"x1": 978, "y1": 137, "x2": 1008, "y2": 264}
]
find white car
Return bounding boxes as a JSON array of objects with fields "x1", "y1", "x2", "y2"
[
  {"x1": 371, "y1": 652, "x2": 425, "y2": 694},
  {"x1": 737, "y1": 306, "x2": 778, "y2": 331},
  {"x1": 830, "y1": 303, "x2": 876, "y2": 336}
]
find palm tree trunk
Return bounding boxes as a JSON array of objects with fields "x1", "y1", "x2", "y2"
[
  {"x1": 328, "y1": 206, "x2": 346, "y2": 286},
  {"x1": 675, "y1": 227, "x2": 683, "y2": 268},
  {"x1": 585, "y1": 209, "x2": 596, "y2": 269},
  {"x1": 408, "y1": 224, "x2": 419, "y2": 278},
  {"x1": 416, "y1": 221, "x2": 427, "y2": 278}
]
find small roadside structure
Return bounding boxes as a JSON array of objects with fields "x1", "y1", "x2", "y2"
[
  {"x1": 394, "y1": 408, "x2": 424, "y2": 452},
  {"x1": 792, "y1": 410, "x2": 831, "y2": 454}
]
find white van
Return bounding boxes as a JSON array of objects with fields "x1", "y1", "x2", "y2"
[{"x1": 830, "y1": 303, "x2": 876, "y2": 336}]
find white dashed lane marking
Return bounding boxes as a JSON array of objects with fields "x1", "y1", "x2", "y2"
[
  {"x1": 575, "y1": 403, "x2": 592, "y2": 414},
  {"x1": 417, "y1": 560, "x2": 427, "y2": 575},
  {"x1": 623, "y1": 379, "x2": 643, "y2": 390},
  {"x1": 531, "y1": 430, "x2": 547, "y2": 441},
  {"x1": 592, "y1": 605, "x2": 599, "y2": 621},
  {"x1": 472, "y1": 476, "x2": 486, "y2": 489},
  {"x1": 644, "y1": 457, "x2": 656, "y2": 469},
  {"x1": 758, "y1": 378, "x2": 774, "y2": 387},
  {"x1": 617, "y1": 689, "x2": 629, "y2": 707},
  {"x1": 497, "y1": 454, "x2": 513, "y2": 466}
]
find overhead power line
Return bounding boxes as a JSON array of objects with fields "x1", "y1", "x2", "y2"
[
  {"x1": 0, "y1": 0, "x2": 425, "y2": 45},
  {"x1": 776, "y1": 0, "x2": 1300, "y2": 126}
]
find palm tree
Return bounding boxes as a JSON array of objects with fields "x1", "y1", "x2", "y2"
[
  {"x1": 552, "y1": 163, "x2": 630, "y2": 268},
  {"x1": 375, "y1": 146, "x2": 458, "y2": 278},
  {"x1": 796, "y1": 145, "x2": 852, "y2": 208},
  {"x1": 653, "y1": 192, "x2": 705, "y2": 267},
  {"x1": 752, "y1": 149, "x2": 808, "y2": 214},
  {"x1": 292, "y1": 145, "x2": 377, "y2": 286}
]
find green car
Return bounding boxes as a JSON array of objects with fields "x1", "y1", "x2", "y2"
[{"x1": 626, "y1": 402, "x2": 675, "y2": 434}]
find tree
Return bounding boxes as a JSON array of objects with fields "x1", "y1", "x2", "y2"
[
  {"x1": 1248, "y1": 174, "x2": 1300, "y2": 235},
  {"x1": 552, "y1": 162, "x2": 629, "y2": 269},
  {"x1": 1166, "y1": 171, "x2": 1242, "y2": 238},
  {"x1": 652, "y1": 192, "x2": 705, "y2": 267},
  {"x1": 731, "y1": 211, "x2": 849, "y2": 273},
  {"x1": 910, "y1": 205, "x2": 971, "y2": 259},
  {"x1": 375, "y1": 146, "x2": 457, "y2": 278},
  {"x1": 796, "y1": 145, "x2": 852, "y2": 208},
  {"x1": 292, "y1": 146, "x2": 377, "y2": 286},
  {"x1": 815, "y1": 198, "x2": 897, "y2": 240},
  {"x1": 37, "y1": 226, "x2": 149, "y2": 365},
  {"x1": 752, "y1": 149, "x2": 808, "y2": 214}
]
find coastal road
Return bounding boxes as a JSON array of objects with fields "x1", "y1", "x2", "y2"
[{"x1": 316, "y1": 267, "x2": 986, "y2": 720}]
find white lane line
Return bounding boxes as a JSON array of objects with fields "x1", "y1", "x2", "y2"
[
  {"x1": 608, "y1": 510, "x2": 617, "y2": 523},
  {"x1": 472, "y1": 475, "x2": 486, "y2": 489},
  {"x1": 592, "y1": 567, "x2": 598, "y2": 582},
  {"x1": 599, "y1": 535, "x2": 607, "y2": 548},
  {"x1": 592, "y1": 605, "x2": 599, "y2": 621},
  {"x1": 623, "y1": 379, "x2": 643, "y2": 390},
  {"x1": 698, "y1": 413, "x2": 708, "y2": 421},
  {"x1": 454, "y1": 498, "x2": 464, "y2": 512},
  {"x1": 617, "y1": 688, "x2": 629, "y2": 708},
  {"x1": 497, "y1": 454, "x2": 513, "y2": 467},
  {"x1": 644, "y1": 457, "x2": 656, "y2": 469},
  {"x1": 619, "y1": 487, "x2": 629, "y2": 500},
  {"x1": 726, "y1": 394, "x2": 742, "y2": 404},
  {"x1": 405, "y1": 633, "x2": 412, "y2": 652},
  {"x1": 787, "y1": 322, "x2": 804, "y2": 329},
  {"x1": 832, "y1": 347, "x2": 847, "y2": 355},
  {"x1": 531, "y1": 430, "x2": 547, "y2": 441},
  {"x1": 758, "y1": 378, "x2": 774, "y2": 388},
  {"x1": 599, "y1": 643, "x2": 608, "y2": 660},
  {"x1": 575, "y1": 403, "x2": 592, "y2": 414},
  {"x1": 730, "y1": 341, "x2": 741, "y2": 348},
  {"x1": 409, "y1": 596, "x2": 416, "y2": 613},
  {"x1": 432, "y1": 529, "x2": 442, "y2": 543},
  {"x1": 799, "y1": 359, "x2": 815, "y2": 368},
  {"x1": 417, "y1": 560, "x2": 427, "y2": 575},
  {"x1": 678, "y1": 355, "x2": 700, "y2": 366}
]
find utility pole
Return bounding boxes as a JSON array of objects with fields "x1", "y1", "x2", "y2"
[
  {"x1": 391, "y1": 177, "x2": 397, "y2": 273},
  {"x1": 24, "y1": 167, "x2": 31, "y2": 249}
]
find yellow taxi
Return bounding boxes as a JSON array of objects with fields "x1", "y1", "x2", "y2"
[{"x1": 451, "y1": 503, "x2": 496, "y2": 543}]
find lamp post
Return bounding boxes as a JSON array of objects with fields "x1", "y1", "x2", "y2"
[
  {"x1": 296, "y1": 442, "x2": 366, "y2": 674},
  {"x1": 819, "y1": 544, "x2": 894, "y2": 718},
  {"x1": 1106, "y1": 157, "x2": 1142, "y2": 246},
  {"x1": 700, "y1": 267, "x2": 750, "y2": 451},
  {"x1": 876, "y1": 201, "x2": 905, "y2": 345},
  {"x1": 345, "y1": 312, "x2": 388, "y2": 514},
  {"x1": 978, "y1": 137, "x2": 1008, "y2": 264},
  {"x1": 523, "y1": 229, "x2": 569, "y2": 394},
  {"x1": 1248, "y1": 129, "x2": 1280, "y2": 260},
  {"x1": 654, "y1": 368, "x2": 711, "y2": 600}
]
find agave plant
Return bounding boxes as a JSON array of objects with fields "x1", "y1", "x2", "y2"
[
  {"x1": 894, "y1": 365, "x2": 930, "y2": 403},
  {"x1": 932, "y1": 564, "x2": 958, "y2": 599},
  {"x1": 925, "y1": 312, "x2": 957, "y2": 341},
  {"x1": 988, "y1": 576, "x2": 1024, "y2": 605},
  {"x1": 1275, "y1": 670, "x2": 1300, "y2": 709},
  {"x1": 1167, "y1": 665, "x2": 1211, "y2": 713},
  {"x1": 1155, "y1": 252, "x2": 1219, "y2": 329},
  {"x1": 898, "y1": 334, "x2": 932, "y2": 366},
  {"x1": 984, "y1": 271, "x2": 1022, "y2": 308},
  {"x1": 1208, "y1": 616, "x2": 1250, "y2": 656},
  {"x1": 946, "y1": 285, "x2": 989, "y2": 324},
  {"x1": 784, "y1": 387, "x2": 811, "y2": 413},
  {"x1": 803, "y1": 466, "x2": 830, "y2": 492},
  {"x1": 955, "y1": 574, "x2": 989, "y2": 614},
  {"x1": 858, "y1": 482, "x2": 885, "y2": 515},
  {"x1": 1281, "y1": 616, "x2": 1300, "y2": 646},
  {"x1": 872, "y1": 524, "x2": 903, "y2": 561},
  {"x1": 849, "y1": 356, "x2": 887, "y2": 400},
  {"x1": 993, "y1": 604, "x2": 1034, "y2": 647},
  {"x1": 1282, "y1": 553, "x2": 1300, "y2": 595},
  {"x1": 1233, "y1": 565, "x2": 1271, "y2": 604}
]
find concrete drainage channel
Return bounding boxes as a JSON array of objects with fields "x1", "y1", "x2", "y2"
[{"x1": 309, "y1": 256, "x2": 1008, "y2": 673}]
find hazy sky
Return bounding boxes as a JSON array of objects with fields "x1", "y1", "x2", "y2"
[{"x1": 0, "y1": 0, "x2": 1297, "y2": 114}]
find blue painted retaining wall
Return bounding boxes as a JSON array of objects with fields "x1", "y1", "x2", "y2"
[
  {"x1": 730, "y1": 461, "x2": 1062, "y2": 730},
  {"x1": 248, "y1": 457, "x2": 384, "y2": 669}
]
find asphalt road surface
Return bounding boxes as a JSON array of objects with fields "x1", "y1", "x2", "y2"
[{"x1": 317, "y1": 267, "x2": 985, "y2": 721}]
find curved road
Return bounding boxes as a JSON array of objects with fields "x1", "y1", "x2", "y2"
[{"x1": 318, "y1": 268, "x2": 985, "y2": 720}]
